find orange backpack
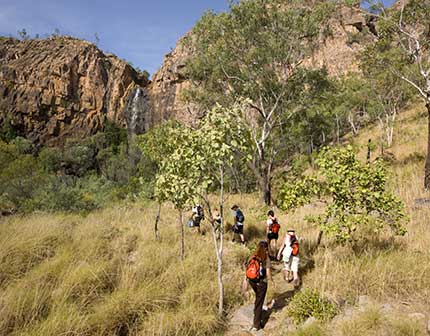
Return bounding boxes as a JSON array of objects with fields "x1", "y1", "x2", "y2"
[
  {"x1": 290, "y1": 234, "x2": 299, "y2": 256},
  {"x1": 270, "y1": 219, "x2": 280, "y2": 234},
  {"x1": 246, "y1": 256, "x2": 262, "y2": 281}
]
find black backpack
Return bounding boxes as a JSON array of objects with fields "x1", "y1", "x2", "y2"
[
  {"x1": 196, "y1": 205, "x2": 204, "y2": 219},
  {"x1": 236, "y1": 209, "x2": 245, "y2": 223}
]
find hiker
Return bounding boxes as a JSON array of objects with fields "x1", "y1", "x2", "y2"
[
  {"x1": 266, "y1": 210, "x2": 280, "y2": 259},
  {"x1": 242, "y1": 240, "x2": 275, "y2": 331},
  {"x1": 213, "y1": 208, "x2": 222, "y2": 239},
  {"x1": 277, "y1": 229, "x2": 300, "y2": 287},
  {"x1": 231, "y1": 205, "x2": 245, "y2": 244},
  {"x1": 189, "y1": 204, "x2": 204, "y2": 233}
]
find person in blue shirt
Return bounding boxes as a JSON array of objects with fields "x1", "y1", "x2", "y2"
[{"x1": 231, "y1": 204, "x2": 246, "y2": 244}]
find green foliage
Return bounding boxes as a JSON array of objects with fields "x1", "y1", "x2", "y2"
[
  {"x1": 0, "y1": 129, "x2": 136, "y2": 214},
  {"x1": 362, "y1": 0, "x2": 430, "y2": 105},
  {"x1": 104, "y1": 120, "x2": 127, "y2": 154},
  {"x1": 184, "y1": 0, "x2": 340, "y2": 202},
  {"x1": 287, "y1": 288, "x2": 337, "y2": 324},
  {"x1": 10, "y1": 137, "x2": 34, "y2": 154},
  {"x1": 63, "y1": 139, "x2": 97, "y2": 176},
  {"x1": 140, "y1": 102, "x2": 250, "y2": 209},
  {"x1": 279, "y1": 146, "x2": 408, "y2": 242},
  {"x1": 0, "y1": 116, "x2": 17, "y2": 142},
  {"x1": 39, "y1": 147, "x2": 63, "y2": 173},
  {"x1": 279, "y1": 176, "x2": 321, "y2": 211}
]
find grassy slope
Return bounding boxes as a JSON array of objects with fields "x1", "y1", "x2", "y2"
[
  {"x1": 272, "y1": 102, "x2": 430, "y2": 335},
  {"x1": 1, "y1": 103, "x2": 429, "y2": 335}
]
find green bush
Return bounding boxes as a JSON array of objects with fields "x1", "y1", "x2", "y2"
[
  {"x1": 39, "y1": 147, "x2": 63, "y2": 173},
  {"x1": 11, "y1": 136, "x2": 34, "y2": 154},
  {"x1": 63, "y1": 139, "x2": 97, "y2": 176},
  {"x1": 287, "y1": 288, "x2": 338, "y2": 324}
]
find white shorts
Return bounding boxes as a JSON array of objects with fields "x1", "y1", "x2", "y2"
[{"x1": 284, "y1": 256, "x2": 299, "y2": 273}]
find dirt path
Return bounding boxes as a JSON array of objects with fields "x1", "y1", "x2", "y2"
[{"x1": 225, "y1": 261, "x2": 299, "y2": 335}]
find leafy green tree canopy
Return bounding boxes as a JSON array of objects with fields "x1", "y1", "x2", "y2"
[{"x1": 279, "y1": 146, "x2": 408, "y2": 242}]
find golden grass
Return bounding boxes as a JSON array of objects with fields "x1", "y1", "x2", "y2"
[
  {"x1": 270, "y1": 102, "x2": 430, "y2": 334},
  {"x1": 1, "y1": 103, "x2": 430, "y2": 335},
  {"x1": 0, "y1": 200, "x2": 252, "y2": 335}
]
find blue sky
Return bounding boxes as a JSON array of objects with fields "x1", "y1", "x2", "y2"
[{"x1": 0, "y1": 0, "x2": 395, "y2": 77}]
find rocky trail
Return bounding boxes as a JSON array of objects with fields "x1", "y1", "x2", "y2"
[{"x1": 225, "y1": 260, "x2": 299, "y2": 336}]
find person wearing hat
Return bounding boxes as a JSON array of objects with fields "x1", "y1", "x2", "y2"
[
  {"x1": 242, "y1": 240, "x2": 275, "y2": 331},
  {"x1": 277, "y1": 228, "x2": 300, "y2": 287},
  {"x1": 231, "y1": 204, "x2": 245, "y2": 244}
]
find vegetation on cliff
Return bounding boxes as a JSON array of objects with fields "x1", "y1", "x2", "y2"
[{"x1": 1, "y1": 0, "x2": 430, "y2": 335}]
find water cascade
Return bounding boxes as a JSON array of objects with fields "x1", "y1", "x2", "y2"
[{"x1": 124, "y1": 87, "x2": 150, "y2": 138}]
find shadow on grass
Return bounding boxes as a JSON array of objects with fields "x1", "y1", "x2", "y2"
[{"x1": 350, "y1": 237, "x2": 404, "y2": 256}]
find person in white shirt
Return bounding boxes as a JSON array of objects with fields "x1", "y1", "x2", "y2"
[{"x1": 277, "y1": 229, "x2": 300, "y2": 287}]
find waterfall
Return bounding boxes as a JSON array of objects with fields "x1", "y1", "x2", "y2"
[{"x1": 124, "y1": 87, "x2": 149, "y2": 138}]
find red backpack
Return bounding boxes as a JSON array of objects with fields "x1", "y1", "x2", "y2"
[
  {"x1": 270, "y1": 219, "x2": 280, "y2": 234},
  {"x1": 246, "y1": 256, "x2": 262, "y2": 281},
  {"x1": 290, "y1": 234, "x2": 299, "y2": 256}
]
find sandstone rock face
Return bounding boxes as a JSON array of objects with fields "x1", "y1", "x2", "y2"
[
  {"x1": 0, "y1": 36, "x2": 148, "y2": 145},
  {"x1": 147, "y1": 35, "x2": 201, "y2": 127},
  {"x1": 148, "y1": 6, "x2": 375, "y2": 123},
  {"x1": 304, "y1": 6, "x2": 377, "y2": 75}
]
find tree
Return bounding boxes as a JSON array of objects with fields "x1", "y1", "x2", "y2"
[
  {"x1": 140, "y1": 121, "x2": 193, "y2": 241},
  {"x1": 279, "y1": 146, "x2": 407, "y2": 244},
  {"x1": 140, "y1": 102, "x2": 249, "y2": 316},
  {"x1": 364, "y1": 0, "x2": 430, "y2": 187},
  {"x1": 183, "y1": 0, "x2": 337, "y2": 205},
  {"x1": 17, "y1": 29, "x2": 29, "y2": 40},
  {"x1": 195, "y1": 102, "x2": 249, "y2": 317}
]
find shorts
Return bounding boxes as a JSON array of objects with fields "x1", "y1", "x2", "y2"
[
  {"x1": 267, "y1": 232, "x2": 278, "y2": 241},
  {"x1": 233, "y1": 224, "x2": 243, "y2": 234},
  {"x1": 283, "y1": 255, "x2": 299, "y2": 273}
]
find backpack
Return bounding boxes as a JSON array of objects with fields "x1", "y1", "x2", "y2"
[
  {"x1": 290, "y1": 234, "x2": 299, "y2": 256},
  {"x1": 269, "y1": 219, "x2": 280, "y2": 234},
  {"x1": 236, "y1": 210, "x2": 245, "y2": 223},
  {"x1": 196, "y1": 205, "x2": 204, "y2": 219},
  {"x1": 246, "y1": 255, "x2": 263, "y2": 281}
]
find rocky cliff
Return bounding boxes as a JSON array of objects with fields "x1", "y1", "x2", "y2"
[
  {"x1": 0, "y1": 6, "x2": 377, "y2": 145},
  {"x1": 148, "y1": 6, "x2": 376, "y2": 123},
  {"x1": 0, "y1": 36, "x2": 148, "y2": 145}
]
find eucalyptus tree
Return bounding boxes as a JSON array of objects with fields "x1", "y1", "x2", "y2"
[
  {"x1": 140, "y1": 122, "x2": 196, "y2": 241},
  {"x1": 195, "y1": 102, "x2": 249, "y2": 317},
  {"x1": 140, "y1": 103, "x2": 249, "y2": 316},
  {"x1": 363, "y1": 0, "x2": 430, "y2": 187},
  {"x1": 183, "y1": 0, "x2": 338, "y2": 205}
]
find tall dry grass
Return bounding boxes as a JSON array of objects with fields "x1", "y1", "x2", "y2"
[
  {"x1": 1, "y1": 104, "x2": 430, "y2": 335},
  {"x1": 0, "y1": 202, "x2": 252, "y2": 336},
  {"x1": 271, "y1": 103, "x2": 430, "y2": 334}
]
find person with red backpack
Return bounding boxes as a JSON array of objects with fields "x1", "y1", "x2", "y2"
[
  {"x1": 242, "y1": 240, "x2": 275, "y2": 332},
  {"x1": 266, "y1": 210, "x2": 280, "y2": 259},
  {"x1": 277, "y1": 229, "x2": 300, "y2": 287}
]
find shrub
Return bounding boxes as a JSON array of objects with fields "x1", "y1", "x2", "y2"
[
  {"x1": 287, "y1": 288, "x2": 338, "y2": 324},
  {"x1": 39, "y1": 147, "x2": 63, "y2": 173},
  {"x1": 10, "y1": 136, "x2": 33, "y2": 154},
  {"x1": 63, "y1": 139, "x2": 97, "y2": 176}
]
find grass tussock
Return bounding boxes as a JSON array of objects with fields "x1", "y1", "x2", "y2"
[
  {"x1": 0, "y1": 201, "x2": 250, "y2": 336},
  {"x1": 1, "y1": 104, "x2": 430, "y2": 335},
  {"x1": 333, "y1": 307, "x2": 425, "y2": 336}
]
